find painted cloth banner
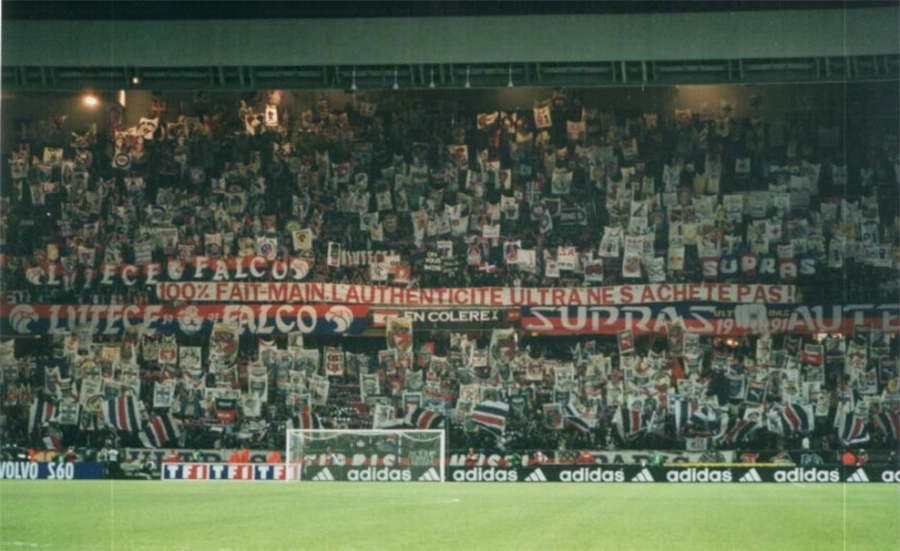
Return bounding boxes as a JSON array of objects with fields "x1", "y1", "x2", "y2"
[
  {"x1": 521, "y1": 303, "x2": 900, "y2": 335},
  {"x1": 1, "y1": 303, "x2": 369, "y2": 336},
  {"x1": 157, "y1": 282, "x2": 796, "y2": 306}
]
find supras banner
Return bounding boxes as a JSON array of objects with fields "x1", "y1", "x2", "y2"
[
  {"x1": 1, "y1": 303, "x2": 368, "y2": 336},
  {"x1": 521, "y1": 303, "x2": 900, "y2": 335},
  {"x1": 156, "y1": 283, "x2": 796, "y2": 306},
  {"x1": 0, "y1": 462, "x2": 105, "y2": 480}
]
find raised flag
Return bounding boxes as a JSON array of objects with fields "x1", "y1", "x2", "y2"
[
  {"x1": 673, "y1": 399, "x2": 696, "y2": 433},
  {"x1": 291, "y1": 406, "x2": 323, "y2": 430},
  {"x1": 139, "y1": 413, "x2": 182, "y2": 448},
  {"x1": 405, "y1": 407, "x2": 445, "y2": 430},
  {"x1": 779, "y1": 402, "x2": 814, "y2": 437},
  {"x1": 613, "y1": 405, "x2": 645, "y2": 440},
  {"x1": 563, "y1": 403, "x2": 591, "y2": 434},
  {"x1": 28, "y1": 396, "x2": 56, "y2": 434},
  {"x1": 102, "y1": 395, "x2": 140, "y2": 432},
  {"x1": 835, "y1": 409, "x2": 870, "y2": 445},
  {"x1": 471, "y1": 401, "x2": 509, "y2": 435},
  {"x1": 876, "y1": 409, "x2": 900, "y2": 441},
  {"x1": 690, "y1": 405, "x2": 719, "y2": 432},
  {"x1": 41, "y1": 435, "x2": 62, "y2": 452},
  {"x1": 721, "y1": 418, "x2": 759, "y2": 444}
]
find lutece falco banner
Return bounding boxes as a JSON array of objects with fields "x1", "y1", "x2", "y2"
[{"x1": 0, "y1": 303, "x2": 368, "y2": 336}]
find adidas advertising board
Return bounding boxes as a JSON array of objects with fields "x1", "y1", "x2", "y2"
[
  {"x1": 523, "y1": 469, "x2": 548, "y2": 482},
  {"x1": 559, "y1": 468, "x2": 625, "y2": 483},
  {"x1": 845, "y1": 469, "x2": 870, "y2": 483},
  {"x1": 773, "y1": 468, "x2": 840, "y2": 483},
  {"x1": 418, "y1": 468, "x2": 442, "y2": 482},
  {"x1": 880, "y1": 470, "x2": 900, "y2": 483},
  {"x1": 666, "y1": 468, "x2": 732, "y2": 483},
  {"x1": 346, "y1": 468, "x2": 412, "y2": 482},
  {"x1": 452, "y1": 468, "x2": 518, "y2": 482},
  {"x1": 738, "y1": 469, "x2": 763, "y2": 483},
  {"x1": 631, "y1": 468, "x2": 655, "y2": 482}
]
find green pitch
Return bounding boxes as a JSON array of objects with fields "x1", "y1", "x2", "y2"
[{"x1": 1, "y1": 481, "x2": 898, "y2": 551}]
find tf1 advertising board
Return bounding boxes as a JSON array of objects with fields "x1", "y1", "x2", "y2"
[{"x1": 160, "y1": 463, "x2": 298, "y2": 481}]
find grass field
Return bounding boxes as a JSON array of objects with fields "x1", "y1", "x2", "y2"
[{"x1": 1, "y1": 481, "x2": 898, "y2": 551}]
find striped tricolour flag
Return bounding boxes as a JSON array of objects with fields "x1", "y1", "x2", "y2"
[
  {"x1": 835, "y1": 408, "x2": 870, "y2": 445},
  {"x1": 291, "y1": 406, "x2": 323, "y2": 430},
  {"x1": 471, "y1": 401, "x2": 509, "y2": 435},
  {"x1": 102, "y1": 395, "x2": 140, "y2": 433},
  {"x1": 779, "y1": 402, "x2": 814, "y2": 437},
  {"x1": 673, "y1": 399, "x2": 696, "y2": 433},
  {"x1": 28, "y1": 395, "x2": 56, "y2": 434},
  {"x1": 613, "y1": 406, "x2": 645, "y2": 440},
  {"x1": 405, "y1": 407, "x2": 445, "y2": 430},
  {"x1": 876, "y1": 409, "x2": 900, "y2": 441},
  {"x1": 139, "y1": 413, "x2": 182, "y2": 448},
  {"x1": 721, "y1": 419, "x2": 758, "y2": 445},
  {"x1": 563, "y1": 404, "x2": 591, "y2": 434}
]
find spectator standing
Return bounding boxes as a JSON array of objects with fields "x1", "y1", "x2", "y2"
[
  {"x1": 228, "y1": 448, "x2": 242, "y2": 464},
  {"x1": 238, "y1": 445, "x2": 251, "y2": 464},
  {"x1": 887, "y1": 449, "x2": 899, "y2": 468},
  {"x1": 107, "y1": 447, "x2": 121, "y2": 479},
  {"x1": 529, "y1": 450, "x2": 548, "y2": 465},
  {"x1": 856, "y1": 449, "x2": 868, "y2": 467},
  {"x1": 574, "y1": 450, "x2": 596, "y2": 465},
  {"x1": 267, "y1": 449, "x2": 283, "y2": 463},
  {"x1": 464, "y1": 448, "x2": 478, "y2": 467},
  {"x1": 841, "y1": 449, "x2": 856, "y2": 466}
]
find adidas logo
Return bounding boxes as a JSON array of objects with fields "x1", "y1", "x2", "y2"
[
  {"x1": 846, "y1": 469, "x2": 869, "y2": 483},
  {"x1": 523, "y1": 469, "x2": 547, "y2": 482},
  {"x1": 311, "y1": 468, "x2": 334, "y2": 481},
  {"x1": 631, "y1": 468, "x2": 654, "y2": 483},
  {"x1": 739, "y1": 468, "x2": 762, "y2": 483},
  {"x1": 418, "y1": 468, "x2": 441, "y2": 482}
]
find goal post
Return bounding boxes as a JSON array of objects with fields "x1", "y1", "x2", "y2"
[{"x1": 286, "y1": 429, "x2": 446, "y2": 482}]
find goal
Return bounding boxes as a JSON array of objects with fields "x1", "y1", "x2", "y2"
[{"x1": 286, "y1": 429, "x2": 446, "y2": 482}]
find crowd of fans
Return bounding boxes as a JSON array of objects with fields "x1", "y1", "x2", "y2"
[{"x1": 1, "y1": 87, "x2": 898, "y2": 458}]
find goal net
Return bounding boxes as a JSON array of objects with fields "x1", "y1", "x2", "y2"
[{"x1": 286, "y1": 429, "x2": 446, "y2": 482}]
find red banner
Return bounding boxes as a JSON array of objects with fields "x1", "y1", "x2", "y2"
[{"x1": 156, "y1": 283, "x2": 796, "y2": 306}]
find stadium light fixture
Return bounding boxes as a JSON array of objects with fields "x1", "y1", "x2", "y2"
[
  {"x1": 465, "y1": 66, "x2": 471, "y2": 89},
  {"x1": 429, "y1": 68, "x2": 435, "y2": 89},
  {"x1": 508, "y1": 64, "x2": 514, "y2": 88},
  {"x1": 83, "y1": 93, "x2": 99, "y2": 108},
  {"x1": 392, "y1": 67, "x2": 399, "y2": 90},
  {"x1": 350, "y1": 68, "x2": 357, "y2": 91}
]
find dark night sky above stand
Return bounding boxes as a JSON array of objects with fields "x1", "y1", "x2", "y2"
[{"x1": 3, "y1": 0, "x2": 893, "y2": 20}]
